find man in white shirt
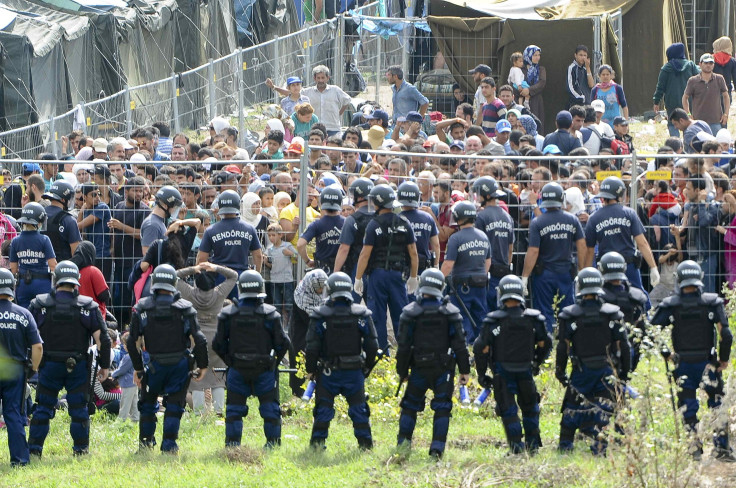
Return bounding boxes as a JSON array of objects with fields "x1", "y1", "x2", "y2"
[{"x1": 302, "y1": 65, "x2": 352, "y2": 137}]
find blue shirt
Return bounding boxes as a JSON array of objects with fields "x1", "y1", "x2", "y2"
[
  {"x1": 84, "y1": 203, "x2": 112, "y2": 257},
  {"x1": 401, "y1": 209, "x2": 439, "y2": 262},
  {"x1": 528, "y1": 210, "x2": 584, "y2": 273},
  {"x1": 281, "y1": 94, "x2": 311, "y2": 116},
  {"x1": 542, "y1": 130, "x2": 582, "y2": 156},
  {"x1": 10, "y1": 231, "x2": 56, "y2": 273},
  {"x1": 391, "y1": 80, "x2": 429, "y2": 123},
  {"x1": 445, "y1": 227, "x2": 490, "y2": 279},
  {"x1": 339, "y1": 207, "x2": 372, "y2": 247},
  {"x1": 584, "y1": 204, "x2": 645, "y2": 260},
  {"x1": 140, "y1": 213, "x2": 167, "y2": 249},
  {"x1": 475, "y1": 205, "x2": 514, "y2": 267},
  {"x1": 199, "y1": 217, "x2": 261, "y2": 270},
  {"x1": 301, "y1": 214, "x2": 345, "y2": 262},
  {"x1": 0, "y1": 300, "x2": 41, "y2": 363}
]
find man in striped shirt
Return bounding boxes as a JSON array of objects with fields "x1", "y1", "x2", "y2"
[{"x1": 477, "y1": 77, "x2": 506, "y2": 137}]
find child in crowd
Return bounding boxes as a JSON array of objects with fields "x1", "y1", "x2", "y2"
[
  {"x1": 266, "y1": 76, "x2": 310, "y2": 116},
  {"x1": 112, "y1": 332, "x2": 140, "y2": 422},
  {"x1": 265, "y1": 223, "x2": 297, "y2": 325},
  {"x1": 259, "y1": 187, "x2": 278, "y2": 224},
  {"x1": 650, "y1": 241, "x2": 682, "y2": 307},
  {"x1": 262, "y1": 130, "x2": 285, "y2": 160},
  {"x1": 292, "y1": 103, "x2": 319, "y2": 139},
  {"x1": 508, "y1": 52, "x2": 530, "y2": 109}
]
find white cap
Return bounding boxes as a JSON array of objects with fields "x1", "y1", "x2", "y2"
[
  {"x1": 210, "y1": 116, "x2": 230, "y2": 134},
  {"x1": 92, "y1": 138, "x2": 108, "y2": 153},
  {"x1": 130, "y1": 153, "x2": 147, "y2": 163},
  {"x1": 111, "y1": 136, "x2": 134, "y2": 150},
  {"x1": 591, "y1": 100, "x2": 605, "y2": 113},
  {"x1": 716, "y1": 128, "x2": 732, "y2": 144}
]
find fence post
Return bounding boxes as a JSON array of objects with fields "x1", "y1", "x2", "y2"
[
  {"x1": 237, "y1": 48, "x2": 246, "y2": 147},
  {"x1": 124, "y1": 86, "x2": 132, "y2": 136},
  {"x1": 296, "y1": 150, "x2": 310, "y2": 282},
  {"x1": 305, "y1": 25, "x2": 313, "y2": 83},
  {"x1": 629, "y1": 150, "x2": 638, "y2": 209},
  {"x1": 208, "y1": 58, "x2": 216, "y2": 120},
  {"x1": 48, "y1": 116, "x2": 56, "y2": 155},
  {"x1": 401, "y1": 24, "x2": 410, "y2": 80},
  {"x1": 171, "y1": 73, "x2": 180, "y2": 135},
  {"x1": 335, "y1": 15, "x2": 345, "y2": 89},
  {"x1": 273, "y1": 37, "x2": 281, "y2": 104},
  {"x1": 374, "y1": 34, "x2": 382, "y2": 105}
]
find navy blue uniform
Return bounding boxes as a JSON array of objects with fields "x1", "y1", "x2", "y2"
[
  {"x1": 301, "y1": 214, "x2": 345, "y2": 272},
  {"x1": 43, "y1": 205, "x2": 82, "y2": 262},
  {"x1": 556, "y1": 299, "x2": 629, "y2": 455},
  {"x1": 200, "y1": 217, "x2": 261, "y2": 299},
  {"x1": 475, "y1": 205, "x2": 514, "y2": 311},
  {"x1": 601, "y1": 282, "x2": 648, "y2": 370},
  {"x1": 585, "y1": 204, "x2": 647, "y2": 293},
  {"x1": 401, "y1": 209, "x2": 438, "y2": 272},
  {"x1": 28, "y1": 290, "x2": 109, "y2": 455},
  {"x1": 527, "y1": 210, "x2": 584, "y2": 332},
  {"x1": 306, "y1": 300, "x2": 378, "y2": 448},
  {"x1": 363, "y1": 213, "x2": 415, "y2": 351},
  {"x1": 0, "y1": 300, "x2": 40, "y2": 465},
  {"x1": 474, "y1": 305, "x2": 551, "y2": 453},
  {"x1": 396, "y1": 298, "x2": 469, "y2": 455},
  {"x1": 127, "y1": 294, "x2": 208, "y2": 452},
  {"x1": 10, "y1": 231, "x2": 55, "y2": 309},
  {"x1": 213, "y1": 298, "x2": 290, "y2": 447},
  {"x1": 445, "y1": 227, "x2": 491, "y2": 343},
  {"x1": 651, "y1": 291, "x2": 732, "y2": 450},
  {"x1": 339, "y1": 207, "x2": 374, "y2": 301}
]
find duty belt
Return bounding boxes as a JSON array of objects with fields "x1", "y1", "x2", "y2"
[
  {"x1": 44, "y1": 351, "x2": 86, "y2": 362},
  {"x1": 149, "y1": 351, "x2": 188, "y2": 365}
]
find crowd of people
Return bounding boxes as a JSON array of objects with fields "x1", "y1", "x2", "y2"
[{"x1": 2, "y1": 36, "x2": 736, "y2": 466}]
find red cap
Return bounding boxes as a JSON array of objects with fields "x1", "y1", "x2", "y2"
[{"x1": 223, "y1": 164, "x2": 242, "y2": 174}]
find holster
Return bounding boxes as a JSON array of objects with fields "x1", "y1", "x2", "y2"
[
  {"x1": 533, "y1": 262, "x2": 545, "y2": 276},
  {"x1": 490, "y1": 263, "x2": 512, "y2": 279}
]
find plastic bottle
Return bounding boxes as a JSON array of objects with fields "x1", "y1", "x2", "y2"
[
  {"x1": 474, "y1": 388, "x2": 492, "y2": 406},
  {"x1": 302, "y1": 380, "x2": 316, "y2": 401}
]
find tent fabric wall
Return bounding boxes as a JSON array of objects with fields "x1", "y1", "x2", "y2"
[
  {"x1": 427, "y1": 17, "x2": 503, "y2": 95},
  {"x1": 0, "y1": 32, "x2": 39, "y2": 127}
]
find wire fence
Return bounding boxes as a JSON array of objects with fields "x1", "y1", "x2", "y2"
[{"x1": 2, "y1": 150, "x2": 733, "y2": 326}]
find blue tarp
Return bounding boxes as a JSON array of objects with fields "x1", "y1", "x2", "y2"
[{"x1": 348, "y1": 11, "x2": 430, "y2": 35}]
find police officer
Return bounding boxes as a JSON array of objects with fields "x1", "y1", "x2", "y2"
[
  {"x1": 473, "y1": 176, "x2": 514, "y2": 312},
  {"x1": 397, "y1": 181, "x2": 439, "y2": 276},
  {"x1": 555, "y1": 267, "x2": 631, "y2": 456},
  {"x1": 473, "y1": 275, "x2": 552, "y2": 454},
  {"x1": 298, "y1": 187, "x2": 345, "y2": 273},
  {"x1": 27, "y1": 261, "x2": 110, "y2": 456},
  {"x1": 197, "y1": 190, "x2": 263, "y2": 300},
  {"x1": 306, "y1": 272, "x2": 379, "y2": 450},
  {"x1": 127, "y1": 264, "x2": 208, "y2": 453},
  {"x1": 0, "y1": 269, "x2": 42, "y2": 466},
  {"x1": 10, "y1": 202, "x2": 58, "y2": 309},
  {"x1": 141, "y1": 185, "x2": 183, "y2": 254},
  {"x1": 598, "y1": 252, "x2": 648, "y2": 371},
  {"x1": 440, "y1": 201, "x2": 490, "y2": 343},
  {"x1": 334, "y1": 177, "x2": 374, "y2": 300},
  {"x1": 42, "y1": 180, "x2": 81, "y2": 262},
  {"x1": 650, "y1": 260, "x2": 734, "y2": 461},
  {"x1": 213, "y1": 270, "x2": 291, "y2": 448},
  {"x1": 354, "y1": 185, "x2": 418, "y2": 352},
  {"x1": 395, "y1": 268, "x2": 469, "y2": 458},
  {"x1": 521, "y1": 182, "x2": 586, "y2": 333},
  {"x1": 584, "y1": 176, "x2": 659, "y2": 298}
]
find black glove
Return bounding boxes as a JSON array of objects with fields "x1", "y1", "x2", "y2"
[
  {"x1": 555, "y1": 368, "x2": 569, "y2": 387},
  {"x1": 661, "y1": 348, "x2": 671, "y2": 361},
  {"x1": 532, "y1": 361, "x2": 541, "y2": 377},
  {"x1": 480, "y1": 374, "x2": 493, "y2": 389}
]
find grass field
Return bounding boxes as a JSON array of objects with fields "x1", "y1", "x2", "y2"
[{"x1": 1, "y1": 350, "x2": 734, "y2": 488}]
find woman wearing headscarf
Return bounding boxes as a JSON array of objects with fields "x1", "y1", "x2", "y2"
[
  {"x1": 713, "y1": 36, "x2": 736, "y2": 118},
  {"x1": 240, "y1": 192, "x2": 269, "y2": 248},
  {"x1": 176, "y1": 261, "x2": 238, "y2": 415},
  {"x1": 519, "y1": 114, "x2": 545, "y2": 150},
  {"x1": 520, "y1": 45, "x2": 547, "y2": 133},
  {"x1": 653, "y1": 42, "x2": 700, "y2": 136}
]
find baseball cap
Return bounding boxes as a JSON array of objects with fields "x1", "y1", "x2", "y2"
[
  {"x1": 286, "y1": 141, "x2": 304, "y2": 155},
  {"x1": 406, "y1": 111, "x2": 423, "y2": 123},
  {"x1": 542, "y1": 144, "x2": 562, "y2": 155},
  {"x1": 700, "y1": 53, "x2": 715, "y2": 63},
  {"x1": 716, "y1": 128, "x2": 732, "y2": 144},
  {"x1": 92, "y1": 138, "x2": 108, "y2": 153},
  {"x1": 286, "y1": 76, "x2": 303, "y2": 86},
  {"x1": 396, "y1": 116, "x2": 407, "y2": 123},
  {"x1": 450, "y1": 140, "x2": 465, "y2": 151},
  {"x1": 94, "y1": 164, "x2": 111, "y2": 178},
  {"x1": 591, "y1": 99, "x2": 605, "y2": 113},
  {"x1": 556, "y1": 110, "x2": 573, "y2": 124},
  {"x1": 613, "y1": 116, "x2": 629, "y2": 126},
  {"x1": 223, "y1": 164, "x2": 242, "y2": 174},
  {"x1": 496, "y1": 119, "x2": 512, "y2": 133},
  {"x1": 22, "y1": 162, "x2": 41, "y2": 174},
  {"x1": 110, "y1": 136, "x2": 134, "y2": 150},
  {"x1": 365, "y1": 109, "x2": 389, "y2": 124},
  {"x1": 468, "y1": 64, "x2": 492, "y2": 76},
  {"x1": 365, "y1": 125, "x2": 386, "y2": 150}
]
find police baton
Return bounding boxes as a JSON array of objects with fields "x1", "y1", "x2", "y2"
[
  {"x1": 445, "y1": 279, "x2": 478, "y2": 333},
  {"x1": 661, "y1": 348, "x2": 680, "y2": 441}
]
